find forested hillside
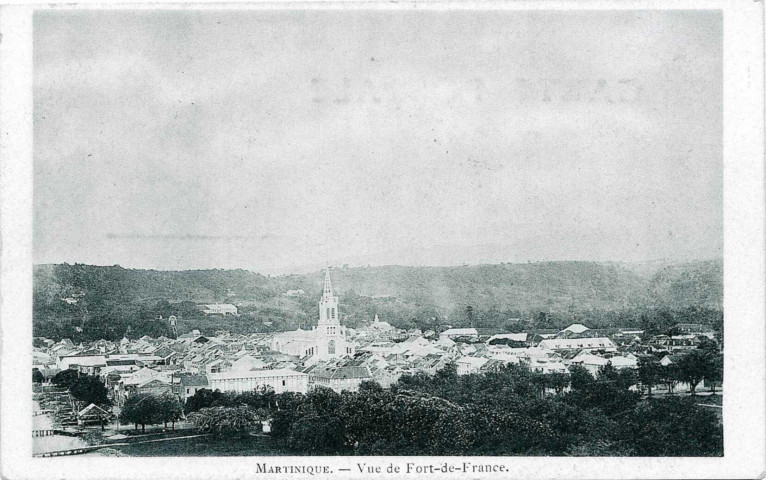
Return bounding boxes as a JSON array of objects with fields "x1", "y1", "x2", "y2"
[{"x1": 33, "y1": 260, "x2": 723, "y2": 342}]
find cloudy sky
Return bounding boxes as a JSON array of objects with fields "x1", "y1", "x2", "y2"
[{"x1": 34, "y1": 9, "x2": 722, "y2": 274}]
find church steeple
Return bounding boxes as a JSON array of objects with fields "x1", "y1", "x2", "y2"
[
  {"x1": 318, "y1": 268, "x2": 339, "y2": 326},
  {"x1": 322, "y1": 268, "x2": 334, "y2": 299}
]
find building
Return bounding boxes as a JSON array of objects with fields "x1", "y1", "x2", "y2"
[
  {"x1": 208, "y1": 368, "x2": 309, "y2": 394},
  {"x1": 271, "y1": 269, "x2": 356, "y2": 360},
  {"x1": 303, "y1": 358, "x2": 374, "y2": 392},
  {"x1": 200, "y1": 304, "x2": 238, "y2": 315},
  {"x1": 57, "y1": 354, "x2": 107, "y2": 375},
  {"x1": 558, "y1": 323, "x2": 590, "y2": 336},
  {"x1": 676, "y1": 323, "x2": 716, "y2": 339},
  {"x1": 538, "y1": 337, "x2": 617, "y2": 352},
  {"x1": 486, "y1": 333, "x2": 529, "y2": 345},
  {"x1": 179, "y1": 374, "x2": 209, "y2": 401},
  {"x1": 569, "y1": 353, "x2": 638, "y2": 376},
  {"x1": 456, "y1": 356, "x2": 489, "y2": 375},
  {"x1": 440, "y1": 328, "x2": 479, "y2": 339}
]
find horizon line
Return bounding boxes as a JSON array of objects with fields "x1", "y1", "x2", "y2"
[{"x1": 33, "y1": 255, "x2": 724, "y2": 276}]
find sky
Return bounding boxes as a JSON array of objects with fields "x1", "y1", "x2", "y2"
[{"x1": 33, "y1": 9, "x2": 722, "y2": 274}]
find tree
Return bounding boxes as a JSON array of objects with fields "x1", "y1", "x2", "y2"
[
  {"x1": 184, "y1": 388, "x2": 225, "y2": 414},
  {"x1": 70, "y1": 374, "x2": 111, "y2": 406},
  {"x1": 52, "y1": 369, "x2": 80, "y2": 389},
  {"x1": 547, "y1": 373, "x2": 570, "y2": 395},
  {"x1": 33, "y1": 369, "x2": 45, "y2": 384},
  {"x1": 629, "y1": 397, "x2": 722, "y2": 456},
  {"x1": 188, "y1": 405, "x2": 262, "y2": 436},
  {"x1": 284, "y1": 412, "x2": 350, "y2": 454},
  {"x1": 676, "y1": 350, "x2": 713, "y2": 395},
  {"x1": 638, "y1": 357, "x2": 662, "y2": 396},
  {"x1": 666, "y1": 325, "x2": 682, "y2": 337},
  {"x1": 705, "y1": 354, "x2": 723, "y2": 393},
  {"x1": 569, "y1": 365, "x2": 595, "y2": 391},
  {"x1": 661, "y1": 364, "x2": 679, "y2": 394},
  {"x1": 120, "y1": 393, "x2": 164, "y2": 433},
  {"x1": 159, "y1": 393, "x2": 184, "y2": 430},
  {"x1": 698, "y1": 336, "x2": 719, "y2": 354}
]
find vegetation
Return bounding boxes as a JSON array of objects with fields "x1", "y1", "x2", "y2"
[
  {"x1": 185, "y1": 387, "x2": 276, "y2": 414},
  {"x1": 675, "y1": 350, "x2": 713, "y2": 395},
  {"x1": 120, "y1": 393, "x2": 183, "y2": 432},
  {"x1": 188, "y1": 406, "x2": 263, "y2": 436},
  {"x1": 638, "y1": 357, "x2": 663, "y2": 396},
  {"x1": 51, "y1": 369, "x2": 80, "y2": 389},
  {"x1": 34, "y1": 260, "x2": 722, "y2": 342},
  {"x1": 180, "y1": 362, "x2": 722, "y2": 457},
  {"x1": 69, "y1": 374, "x2": 111, "y2": 407}
]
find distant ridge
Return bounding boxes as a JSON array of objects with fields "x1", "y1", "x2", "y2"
[{"x1": 35, "y1": 259, "x2": 722, "y2": 312}]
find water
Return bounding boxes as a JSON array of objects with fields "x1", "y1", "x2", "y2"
[{"x1": 33, "y1": 400, "x2": 88, "y2": 455}]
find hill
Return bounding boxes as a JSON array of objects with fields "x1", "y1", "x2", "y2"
[{"x1": 33, "y1": 259, "x2": 722, "y2": 342}]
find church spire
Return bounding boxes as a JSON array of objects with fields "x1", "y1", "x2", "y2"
[{"x1": 323, "y1": 268, "x2": 334, "y2": 299}]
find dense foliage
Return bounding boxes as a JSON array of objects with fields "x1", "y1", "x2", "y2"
[
  {"x1": 184, "y1": 387, "x2": 276, "y2": 414},
  {"x1": 188, "y1": 406, "x2": 264, "y2": 436},
  {"x1": 183, "y1": 363, "x2": 722, "y2": 456},
  {"x1": 69, "y1": 374, "x2": 111, "y2": 407},
  {"x1": 119, "y1": 392, "x2": 183, "y2": 432},
  {"x1": 51, "y1": 369, "x2": 80, "y2": 389},
  {"x1": 34, "y1": 261, "x2": 722, "y2": 342}
]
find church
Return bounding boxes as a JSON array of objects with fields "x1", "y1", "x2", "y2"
[{"x1": 270, "y1": 269, "x2": 356, "y2": 360}]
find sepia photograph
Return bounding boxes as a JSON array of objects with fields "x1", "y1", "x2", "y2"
[{"x1": 0, "y1": 1, "x2": 764, "y2": 479}]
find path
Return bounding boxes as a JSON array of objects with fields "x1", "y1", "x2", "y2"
[{"x1": 34, "y1": 433, "x2": 212, "y2": 457}]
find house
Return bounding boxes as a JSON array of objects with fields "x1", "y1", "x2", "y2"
[
  {"x1": 136, "y1": 378, "x2": 174, "y2": 396},
  {"x1": 676, "y1": 323, "x2": 716, "y2": 339},
  {"x1": 77, "y1": 403, "x2": 112, "y2": 427},
  {"x1": 152, "y1": 346, "x2": 179, "y2": 365},
  {"x1": 668, "y1": 335, "x2": 702, "y2": 352},
  {"x1": 305, "y1": 360, "x2": 374, "y2": 393},
  {"x1": 179, "y1": 374, "x2": 209, "y2": 401},
  {"x1": 411, "y1": 353, "x2": 450, "y2": 375},
  {"x1": 528, "y1": 357, "x2": 568, "y2": 375},
  {"x1": 456, "y1": 356, "x2": 489, "y2": 375},
  {"x1": 569, "y1": 353, "x2": 610, "y2": 376},
  {"x1": 556, "y1": 324, "x2": 592, "y2": 339},
  {"x1": 230, "y1": 355, "x2": 267, "y2": 372},
  {"x1": 117, "y1": 367, "x2": 171, "y2": 402}
]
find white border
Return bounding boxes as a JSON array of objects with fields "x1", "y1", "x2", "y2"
[{"x1": 1, "y1": 1, "x2": 764, "y2": 479}]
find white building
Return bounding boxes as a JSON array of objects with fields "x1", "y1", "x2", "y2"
[
  {"x1": 569, "y1": 353, "x2": 638, "y2": 376},
  {"x1": 456, "y1": 356, "x2": 489, "y2": 375},
  {"x1": 200, "y1": 304, "x2": 238, "y2": 315},
  {"x1": 559, "y1": 323, "x2": 590, "y2": 335},
  {"x1": 440, "y1": 328, "x2": 479, "y2": 339},
  {"x1": 271, "y1": 270, "x2": 356, "y2": 360},
  {"x1": 538, "y1": 337, "x2": 617, "y2": 352},
  {"x1": 208, "y1": 368, "x2": 309, "y2": 394}
]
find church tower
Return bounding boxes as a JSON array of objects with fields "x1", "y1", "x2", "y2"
[
  {"x1": 318, "y1": 269, "x2": 339, "y2": 327},
  {"x1": 317, "y1": 269, "x2": 344, "y2": 357}
]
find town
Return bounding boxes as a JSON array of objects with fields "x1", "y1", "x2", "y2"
[{"x1": 33, "y1": 268, "x2": 723, "y2": 457}]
